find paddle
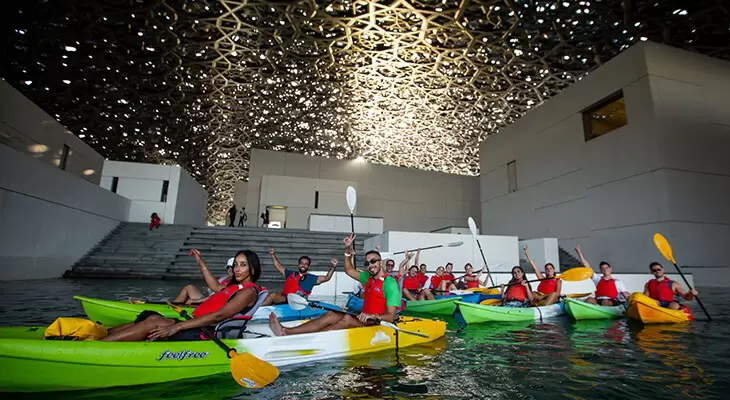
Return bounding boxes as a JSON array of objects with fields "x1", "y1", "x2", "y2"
[
  {"x1": 286, "y1": 294, "x2": 430, "y2": 339},
  {"x1": 346, "y1": 186, "x2": 357, "y2": 267},
  {"x1": 483, "y1": 267, "x2": 594, "y2": 290},
  {"x1": 379, "y1": 241, "x2": 464, "y2": 258},
  {"x1": 653, "y1": 233, "x2": 711, "y2": 321},
  {"x1": 166, "y1": 302, "x2": 279, "y2": 388},
  {"x1": 467, "y1": 217, "x2": 495, "y2": 286}
]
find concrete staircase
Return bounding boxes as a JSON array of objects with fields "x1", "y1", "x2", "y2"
[
  {"x1": 559, "y1": 246, "x2": 581, "y2": 270},
  {"x1": 64, "y1": 224, "x2": 372, "y2": 280},
  {"x1": 64, "y1": 223, "x2": 194, "y2": 279},
  {"x1": 169, "y1": 227, "x2": 372, "y2": 280}
]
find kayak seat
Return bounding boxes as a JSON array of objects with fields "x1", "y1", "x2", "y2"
[{"x1": 214, "y1": 289, "x2": 269, "y2": 339}]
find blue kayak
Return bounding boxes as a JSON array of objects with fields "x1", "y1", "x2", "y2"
[{"x1": 437, "y1": 292, "x2": 480, "y2": 303}]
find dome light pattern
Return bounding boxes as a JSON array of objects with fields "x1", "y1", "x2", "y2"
[{"x1": 2, "y1": 0, "x2": 728, "y2": 223}]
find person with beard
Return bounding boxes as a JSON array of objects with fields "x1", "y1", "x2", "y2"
[
  {"x1": 643, "y1": 261, "x2": 698, "y2": 310},
  {"x1": 268, "y1": 233, "x2": 399, "y2": 336},
  {"x1": 261, "y1": 248, "x2": 337, "y2": 306}
]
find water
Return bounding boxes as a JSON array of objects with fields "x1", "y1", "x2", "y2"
[{"x1": 1, "y1": 279, "x2": 729, "y2": 399}]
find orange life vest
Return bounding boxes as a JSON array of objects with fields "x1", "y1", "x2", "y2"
[
  {"x1": 647, "y1": 278, "x2": 675, "y2": 302},
  {"x1": 506, "y1": 283, "x2": 528, "y2": 302},
  {"x1": 192, "y1": 282, "x2": 260, "y2": 318},
  {"x1": 465, "y1": 273, "x2": 479, "y2": 289},
  {"x1": 362, "y1": 276, "x2": 395, "y2": 315},
  {"x1": 537, "y1": 278, "x2": 559, "y2": 294},
  {"x1": 595, "y1": 278, "x2": 618, "y2": 299},
  {"x1": 281, "y1": 272, "x2": 312, "y2": 296}
]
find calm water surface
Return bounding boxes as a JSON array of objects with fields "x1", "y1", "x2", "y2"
[{"x1": 1, "y1": 278, "x2": 729, "y2": 399}]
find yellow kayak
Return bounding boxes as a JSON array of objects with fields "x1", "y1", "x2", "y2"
[{"x1": 626, "y1": 293, "x2": 693, "y2": 324}]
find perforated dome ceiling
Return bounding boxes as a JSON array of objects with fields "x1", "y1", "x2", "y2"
[{"x1": 3, "y1": 0, "x2": 728, "y2": 222}]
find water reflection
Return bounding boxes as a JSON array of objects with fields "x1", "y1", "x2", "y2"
[{"x1": 632, "y1": 323, "x2": 714, "y2": 399}]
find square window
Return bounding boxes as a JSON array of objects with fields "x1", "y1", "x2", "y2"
[{"x1": 583, "y1": 91, "x2": 628, "y2": 141}]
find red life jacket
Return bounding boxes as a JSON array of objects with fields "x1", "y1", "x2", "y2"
[
  {"x1": 192, "y1": 282, "x2": 261, "y2": 318},
  {"x1": 648, "y1": 278, "x2": 675, "y2": 302},
  {"x1": 443, "y1": 273, "x2": 455, "y2": 281},
  {"x1": 465, "y1": 274, "x2": 479, "y2": 289},
  {"x1": 218, "y1": 276, "x2": 231, "y2": 286},
  {"x1": 595, "y1": 278, "x2": 618, "y2": 299},
  {"x1": 362, "y1": 276, "x2": 395, "y2": 315},
  {"x1": 402, "y1": 275, "x2": 420, "y2": 290},
  {"x1": 537, "y1": 278, "x2": 559, "y2": 294},
  {"x1": 430, "y1": 276, "x2": 444, "y2": 290},
  {"x1": 506, "y1": 283, "x2": 528, "y2": 302},
  {"x1": 417, "y1": 273, "x2": 428, "y2": 287},
  {"x1": 281, "y1": 272, "x2": 312, "y2": 296}
]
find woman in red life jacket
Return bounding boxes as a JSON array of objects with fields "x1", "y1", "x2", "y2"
[
  {"x1": 103, "y1": 250, "x2": 262, "y2": 342},
  {"x1": 459, "y1": 263, "x2": 486, "y2": 289},
  {"x1": 500, "y1": 266, "x2": 534, "y2": 307},
  {"x1": 643, "y1": 262, "x2": 698, "y2": 310},
  {"x1": 269, "y1": 233, "x2": 400, "y2": 336},
  {"x1": 149, "y1": 213, "x2": 161, "y2": 230},
  {"x1": 401, "y1": 266, "x2": 426, "y2": 301},
  {"x1": 524, "y1": 246, "x2": 562, "y2": 306},
  {"x1": 171, "y1": 250, "x2": 234, "y2": 305}
]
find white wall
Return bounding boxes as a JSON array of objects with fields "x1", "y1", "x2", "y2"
[
  {"x1": 101, "y1": 161, "x2": 207, "y2": 225},
  {"x1": 0, "y1": 80, "x2": 103, "y2": 184},
  {"x1": 364, "y1": 231, "x2": 519, "y2": 273},
  {"x1": 244, "y1": 149, "x2": 481, "y2": 231},
  {"x1": 174, "y1": 167, "x2": 208, "y2": 226},
  {"x1": 519, "y1": 238, "x2": 560, "y2": 272},
  {"x1": 479, "y1": 41, "x2": 730, "y2": 287},
  {"x1": 0, "y1": 144, "x2": 130, "y2": 280}
]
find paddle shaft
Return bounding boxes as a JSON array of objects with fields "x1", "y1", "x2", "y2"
[
  {"x1": 473, "y1": 238, "x2": 495, "y2": 286},
  {"x1": 174, "y1": 308, "x2": 237, "y2": 357},
  {"x1": 308, "y1": 300, "x2": 428, "y2": 338},
  {"x1": 349, "y1": 213, "x2": 356, "y2": 268},
  {"x1": 392, "y1": 243, "x2": 446, "y2": 255},
  {"x1": 670, "y1": 261, "x2": 711, "y2": 321}
]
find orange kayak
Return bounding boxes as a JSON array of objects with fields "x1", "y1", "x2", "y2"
[{"x1": 627, "y1": 293, "x2": 693, "y2": 324}]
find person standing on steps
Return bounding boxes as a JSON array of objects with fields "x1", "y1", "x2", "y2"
[
  {"x1": 575, "y1": 244, "x2": 630, "y2": 306},
  {"x1": 238, "y1": 207, "x2": 247, "y2": 227},
  {"x1": 261, "y1": 248, "x2": 337, "y2": 305},
  {"x1": 149, "y1": 213, "x2": 161, "y2": 231},
  {"x1": 227, "y1": 204, "x2": 237, "y2": 227}
]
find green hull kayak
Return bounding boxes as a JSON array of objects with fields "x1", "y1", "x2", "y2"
[
  {"x1": 456, "y1": 301, "x2": 565, "y2": 323},
  {"x1": 404, "y1": 297, "x2": 461, "y2": 316},
  {"x1": 564, "y1": 298, "x2": 625, "y2": 320},
  {"x1": 75, "y1": 296, "x2": 327, "y2": 327},
  {"x1": 0, "y1": 317, "x2": 447, "y2": 392}
]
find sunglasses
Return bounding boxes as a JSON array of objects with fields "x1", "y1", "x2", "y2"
[
  {"x1": 651, "y1": 267, "x2": 663, "y2": 272},
  {"x1": 363, "y1": 258, "x2": 381, "y2": 266}
]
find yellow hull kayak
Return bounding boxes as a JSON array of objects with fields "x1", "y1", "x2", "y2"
[{"x1": 626, "y1": 293, "x2": 693, "y2": 324}]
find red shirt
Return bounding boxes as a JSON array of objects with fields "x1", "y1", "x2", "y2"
[
  {"x1": 417, "y1": 273, "x2": 428, "y2": 287},
  {"x1": 443, "y1": 273, "x2": 455, "y2": 281}
]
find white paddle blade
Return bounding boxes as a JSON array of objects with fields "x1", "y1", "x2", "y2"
[
  {"x1": 467, "y1": 217, "x2": 478, "y2": 237},
  {"x1": 447, "y1": 241, "x2": 463, "y2": 247},
  {"x1": 346, "y1": 186, "x2": 357, "y2": 213},
  {"x1": 286, "y1": 294, "x2": 309, "y2": 311}
]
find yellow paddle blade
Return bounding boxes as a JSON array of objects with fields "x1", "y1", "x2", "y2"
[
  {"x1": 230, "y1": 351, "x2": 279, "y2": 388},
  {"x1": 479, "y1": 299, "x2": 502, "y2": 306},
  {"x1": 557, "y1": 267, "x2": 593, "y2": 281},
  {"x1": 653, "y1": 233, "x2": 676, "y2": 264},
  {"x1": 565, "y1": 292, "x2": 592, "y2": 299},
  {"x1": 465, "y1": 288, "x2": 500, "y2": 295}
]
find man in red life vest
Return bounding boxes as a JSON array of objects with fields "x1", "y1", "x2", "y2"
[
  {"x1": 643, "y1": 262, "x2": 698, "y2": 310},
  {"x1": 576, "y1": 245, "x2": 629, "y2": 306},
  {"x1": 269, "y1": 233, "x2": 400, "y2": 336},
  {"x1": 524, "y1": 246, "x2": 562, "y2": 306},
  {"x1": 261, "y1": 249, "x2": 337, "y2": 306}
]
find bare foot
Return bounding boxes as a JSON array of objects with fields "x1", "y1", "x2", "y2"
[{"x1": 268, "y1": 313, "x2": 286, "y2": 336}]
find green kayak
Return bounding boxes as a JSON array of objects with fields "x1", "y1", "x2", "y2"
[
  {"x1": 456, "y1": 301, "x2": 566, "y2": 324},
  {"x1": 404, "y1": 297, "x2": 461, "y2": 316},
  {"x1": 564, "y1": 298, "x2": 625, "y2": 320},
  {"x1": 0, "y1": 317, "x2": 446, "y2": 392},
  {"x1": 75, "y1": 296, "x2": 327, "y2": 327}
]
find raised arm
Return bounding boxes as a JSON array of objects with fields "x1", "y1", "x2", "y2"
[
  {"x1": 398, "y1": 251, "x2": 413, "y2": 276},
  {"x1": 190, "y1": 249, "x2": 226, "y2": 293},
  {"x1": 343, "y1": 233, "x2": 361, "y2": 281},
  {"x1": 575, "y1": 244, "x2": 592, "y2": 271},
  {"x1": 524, "y1": 246, "x2": 544, "y2": 280},
  {"x1": 269, "y1": 248, "x2": 286, "y2": 276},
  {"x1": 414, "y1": 248, "x2": 421, "y2": 270},
  {"x1": 317, "y1": 258, "x2": 338, "y2": 284}
]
